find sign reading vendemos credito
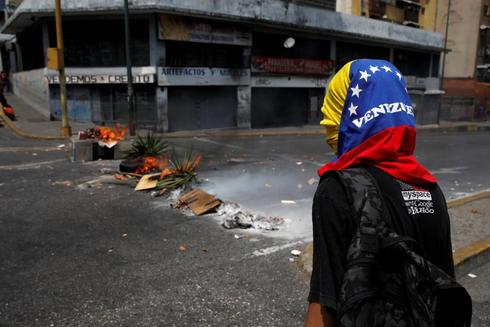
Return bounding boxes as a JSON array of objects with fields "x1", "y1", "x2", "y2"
[
  {"x1": 45, "y1": 74, "x2": 155, "y2": 84},
  {"x1": 251, "y1": 56, "x2": 335, "y2": 75}
]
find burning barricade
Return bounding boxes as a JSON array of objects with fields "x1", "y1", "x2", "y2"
[
  {"x1": 72, "y1": 124, "x2": 129, "y2": 161},
  {"x1": 120, "y1": 133, "x2": 205, "y2": 196},
  {"x1": 81, "y1": 124, "x2": 129, "y2": 147},
  {"x1": 77, "y1": 132, "x2": 282, "y2": 232}
]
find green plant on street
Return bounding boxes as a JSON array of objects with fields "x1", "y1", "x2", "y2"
[
  {"x1": 155, "y1": 151, "x2": 203, "y2": 191},
  {"x1": 124, "y1": 132, "x2": 169, "y2": 159}
]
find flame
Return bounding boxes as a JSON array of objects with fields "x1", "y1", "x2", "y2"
[
  {"x1": 159, "y1": 168, "x2": 174, "y2": 180},
  {"x1": 96, "y1": 123, "x2": 128, "y2": 143},
  {"x1": 135, "y1": 156, "x2": 169, "y2": 174}
]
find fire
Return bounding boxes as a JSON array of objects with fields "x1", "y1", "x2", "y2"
[
  {"x1": 135, "y1": 156, "x2": 169, "y2": 174},
  {"x1": 96, "y1": 124, "x2": 128, "y2": 143},
  {"x1": 159, "y1": 168, "x2": 174, "y2": 179}
]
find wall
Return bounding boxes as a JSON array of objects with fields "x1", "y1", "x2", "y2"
[
  {"x1": 421, "y1": 0, "x2": 437, "y2": 32},
  {"x1": 443, "y1": 78, "x2": 476, "y2": 97},
  {"x1": 49, "y1": 86, "x2": 92, "y2": 122},
  {"x1": 12, "y1": 68, "x2": 50, "y2": 117},
  {"x1": 437, "y1": 0, "x2": 482, "y2": 78}
]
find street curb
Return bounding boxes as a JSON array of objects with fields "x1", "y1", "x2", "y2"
[
  {"x1": 454, "y1": 237, "x2": 490, "y2": 277},
  {"x1": 154, "y1": 128, "x2": 325, "y2": 139},
  {"x1": 446, "y1": 190, "x2": 490, "y2": 209},
  {"x1": 298, "y1": 190, "x2": 490, "y2": 278}
]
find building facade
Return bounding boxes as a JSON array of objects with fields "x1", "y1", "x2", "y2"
[
  {"x1": 338, "y1": 0, "x2": 490, "y2": 120},
  {"x1": 337, "y1": 0, "x2": 438, "y2": 31},
  {"x1": 435, "y1": 0, "x2": 490, "y2": 120},
  {"x1": 2, "y1": 0, "x2": 442, "y2": 131}
]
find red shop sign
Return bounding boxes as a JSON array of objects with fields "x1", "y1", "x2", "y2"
[{"x1": 251, "y1": 56, "x2": 335, "y2": 75}]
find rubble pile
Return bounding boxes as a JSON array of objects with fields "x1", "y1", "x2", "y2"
[{"x1": 217, "y1": 202, "x2": 284, "y2": 231}]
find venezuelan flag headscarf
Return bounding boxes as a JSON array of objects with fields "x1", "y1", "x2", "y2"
[{"x1": 318, "y1": 59, "x2": 436, "y2": 185}]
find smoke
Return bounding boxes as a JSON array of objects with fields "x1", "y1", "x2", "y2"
[{"x1": 199, "y1": 165, "x2": 317, "y2": 239}]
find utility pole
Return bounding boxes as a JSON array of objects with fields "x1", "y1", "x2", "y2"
[
  {"x1": 123, "y1": 0, "x2": 136, "y2": 136},
  {"x1": 437, "y1": 0, "x2": 451, "y2": 124},
  {"x1": 54, "y1": 0, "x2": 71, "y2": 137},
  {"x1": 440, "y1": 0, "x2": 451, "y2": 91}
]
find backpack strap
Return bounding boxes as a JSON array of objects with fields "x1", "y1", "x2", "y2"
[{"x1": 327, "y1": 167, "x2": 389, "y2": 254}]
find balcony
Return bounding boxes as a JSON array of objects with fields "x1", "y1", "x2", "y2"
[{"x1": 294, "y1": 0, "x2": 336, "y2": 11}]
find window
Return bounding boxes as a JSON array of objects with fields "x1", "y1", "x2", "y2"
[
  {"x1": 252, "y1": 32, "x2": 331, "y2": 61},
  {"x1": 50, "y1": 19, "x2": 149, "y2": 67},
  {"x1": 336, "y1": 42, "x2": 390, "y2": 71},
  {"x1": 165, "y1": 42, "x2": 245, "y2": 68},
  {"x1": 394, "y1": 49, "x2": 431, "y2": 77},
  {"x1": 484, "y1": 5, "x2": 490, "y2": 16}
]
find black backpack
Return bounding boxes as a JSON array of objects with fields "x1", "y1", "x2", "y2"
[{"x1": 329, "y1": 168, "x2": 472, "y2": 327}]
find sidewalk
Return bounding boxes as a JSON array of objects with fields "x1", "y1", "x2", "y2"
[
  {"x1": 3, "y1": 93, "x2": 490, "y2": 139},
  {"x1": 4, "y1": 93, "x2": 93, "y2": 137}
]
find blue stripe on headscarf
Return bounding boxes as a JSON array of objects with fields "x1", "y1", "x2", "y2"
[{"x1": 336, "y1": 59, "x2": 416, "y2": 156}]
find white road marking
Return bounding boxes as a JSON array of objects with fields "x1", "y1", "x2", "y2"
[
  {"x1": 194, "y1": 137, "x2": 243, "y2": 150},
  {"x1": 431, "y1": 166, "x2": 468, "y2": 175},
  {"x1": 251, "y1": 238, "x2": 311, "y2": 257},
  {"x1": 0, "y1": 146, "x2": 65, "y2": 153},
  {"x1": 0, "y1": 159, "x2": 65, "y2": 170}
]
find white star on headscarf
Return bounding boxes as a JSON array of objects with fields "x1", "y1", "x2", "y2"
[
  {"x1": 396, "y1": 72, "x2": 403, "y2": 80},
  {"x1": 381, "y1": 65, "x2": 392, "y2": 72},
  {"x1": 350, "y1": 84, "x2": 362, "y2": 98},
  {"x1": 369, "y1": 65, "x2": 380, "y2": 74},
  {"x1": 348, "y1": 103, "x2": 358, "y2": 116},
  {"x1": 359, "y1": 70, "x2": 371, "y2": 82}
]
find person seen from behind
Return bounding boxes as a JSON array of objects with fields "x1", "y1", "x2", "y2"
[{"x1": 304, "y1": 59, "x2": 471, "y2": 327}]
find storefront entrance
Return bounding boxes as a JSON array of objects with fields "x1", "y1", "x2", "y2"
[{"x1": 168, "y1": 87, "x2": 237, "y2": 131}]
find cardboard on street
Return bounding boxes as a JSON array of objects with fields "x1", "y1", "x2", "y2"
[
  {"x1": 178, "y1": 188, "x2": 221, "y2": 215},
  {"x1": 134, "y1": 173, "x2": 160, "y2": 191}
]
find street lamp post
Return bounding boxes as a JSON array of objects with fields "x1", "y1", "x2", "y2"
[
  {"x1": 54, "y1": 0, "x2": 71, "y2": 137},
  {"x1": 123, "y1": 0, "x2": 136, "y2": 136}
]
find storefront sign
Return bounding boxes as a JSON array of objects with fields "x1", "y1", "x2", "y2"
[
  {"x1": 158, "y1": 67, "x2": 250, "y2": 86},
  {"x1": 45, "y1": 74, "x2": 154, "y2": 84},
  {"x1": 158, "y1": 14, "x2": 252, "y2": 46},
  {"x1": 251, "y1": 56, "x2": 335, "y2": 75},
  {"x1": 251, "y1": 75, "x2": 329, "y2": 88}
]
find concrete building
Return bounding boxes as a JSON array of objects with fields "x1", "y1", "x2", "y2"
[
  {"x1": 337, "y1": 0, "x2": 490, "y2": 121},
  {"x1": 1, "y1": 0, "x2": 443, "y2": 132},
  {"x1": 337, "y1": 0, "x2": 439, "y2": 31},
  {"x1": 436, "y1": 0, "x2": 490, "y2": 120}
]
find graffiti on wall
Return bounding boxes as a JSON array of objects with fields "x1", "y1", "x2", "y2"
[{"x1": 50, "y1": 87, "x2": 92, "y2": 122}]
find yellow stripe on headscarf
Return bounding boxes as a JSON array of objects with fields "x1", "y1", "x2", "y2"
[{"x1": 320, "y1": 61, "x2": 352, "y2": 153}]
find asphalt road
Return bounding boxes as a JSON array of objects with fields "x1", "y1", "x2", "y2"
[
  {"x1": 1, "y1": 128, "x2": 489, "y2": 326},
  {"x1": 460, "y1": 261, "x2": 490, "y2": 327},
  {"x1": 170, "y1": 131, "x2": 490, "y2": 239},
  {"x1": 0, "y1": 151, "x2": 310, "y2": 326}
]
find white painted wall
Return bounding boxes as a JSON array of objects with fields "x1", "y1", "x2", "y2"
[{"x1": 12, "y1": 68, "x2": 50, "y2": 117}]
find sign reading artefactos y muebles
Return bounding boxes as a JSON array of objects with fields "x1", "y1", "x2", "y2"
[{"x1": 158, "y1": 67, "x2": 250, "y2": 86}]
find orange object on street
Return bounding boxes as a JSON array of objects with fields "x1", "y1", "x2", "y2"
[{"x1": 3, "y1": 106, "x2": 15, "y2": 121}]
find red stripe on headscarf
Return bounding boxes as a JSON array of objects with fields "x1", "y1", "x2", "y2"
[{"x1": 318, "y1": 125, "x2": 437, "y2": 186}]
